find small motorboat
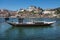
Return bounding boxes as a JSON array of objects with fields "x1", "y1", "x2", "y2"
[{"x1": 7, "y1": 21, "x2": 56, "y2": 27}]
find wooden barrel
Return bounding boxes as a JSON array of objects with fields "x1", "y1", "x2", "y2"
[
  {"x1": 5, "y1": 18, "x2": 9, "y2": 22},
  {"x1": 18, "y1": 18, "x2": 24, "y2": 23}
]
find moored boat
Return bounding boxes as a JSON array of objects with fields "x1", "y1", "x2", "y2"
[{"x1": 7, "y1": 21, "x2": 55, "y2": 27}]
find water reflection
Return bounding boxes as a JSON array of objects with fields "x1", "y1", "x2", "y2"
[{"x1": 3, "y1": 25, "x2": 53, "y2": 40}]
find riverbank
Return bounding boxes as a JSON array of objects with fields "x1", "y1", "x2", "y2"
[
  {"x1": 1, "y1": 13, "x2": 60, "y2": 18},
  {"x1": 0, "y1": 13, "x2": 60, "y2": 18}
]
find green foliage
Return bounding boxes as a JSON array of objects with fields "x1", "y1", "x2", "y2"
[
  {"x1": 55, "y1": 7, "x2": 60, "y2": 14},
  {"x1": 18, "y1": 11, "x2": 23, "y2": 14},
  {"x1": 31, "y1": 11, "x2": 37, "y2": 14}
]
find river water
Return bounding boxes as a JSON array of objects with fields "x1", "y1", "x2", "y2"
[{"x1": 0, "y1": 18, "x2": 60, "y2": 40}]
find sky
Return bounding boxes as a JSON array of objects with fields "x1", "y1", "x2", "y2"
[{"x1": 0, "y1": 0, "x2": 60, "y2": 11}]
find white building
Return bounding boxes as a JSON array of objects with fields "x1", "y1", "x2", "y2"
[
  {"x1": 42, "y1": 10, "x2": 55, "y2": 14},
  {"x1": 17, "y1": 9, "x2": 25, "y2": 13},
  {"x1": 27, "y1": 6, "x2": 36, "y2": 11},
  {"x1": 0, "y1": 9, "x2": 4, "y2": 12}
]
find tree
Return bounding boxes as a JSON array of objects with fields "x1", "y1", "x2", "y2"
[{"x1": 55, "y1": 7, "x2": 60, "y2": 14}]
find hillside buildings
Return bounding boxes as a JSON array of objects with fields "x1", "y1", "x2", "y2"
[{"x1": 0, "y1": 6, "x2": 59, "y2": 18}]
